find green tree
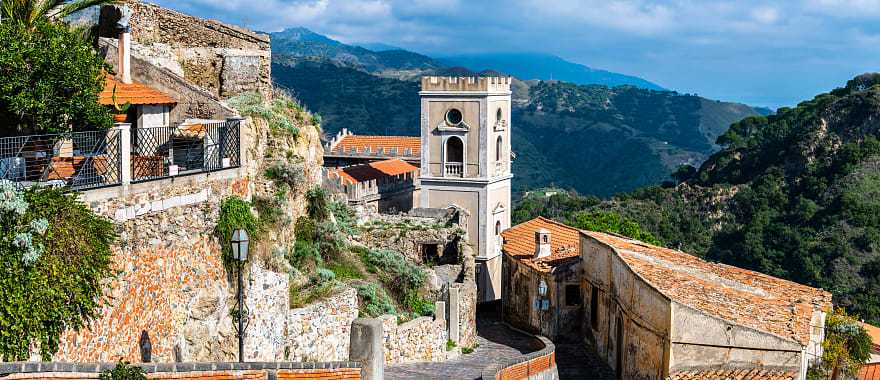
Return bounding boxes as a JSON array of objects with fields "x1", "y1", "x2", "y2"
[
  {"x1": 810, "y1": 309, "x2": 873, "y2": 380},
  {"x1": 0, "y1": 20, "x2": 111, "y2": 135},
  {"x1": 568, "y1": 210, "x2": 661, "y2": 245},
  {"x1": 0, "y1": 182, "x2": 116, "y2": 360},
  {"x1": 2, "y1": 0, "x2": 116, "y2": 30}
]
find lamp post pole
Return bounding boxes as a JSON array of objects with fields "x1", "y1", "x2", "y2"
[
  {"x1": 237, "y1": 258, "x2": 244, "y2": 362},
  {"x1": 231, "y1": 228, "x2": 249, "y2": 363}
]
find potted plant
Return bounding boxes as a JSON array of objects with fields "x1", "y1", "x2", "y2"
[{"x1": 111, "y1": 84, "x2": 131, "y2": 123}]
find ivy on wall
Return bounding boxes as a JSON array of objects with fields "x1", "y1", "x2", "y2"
[
  {"x1": 0, "y1": 181, "x2": 116, "y2": 360},
  {"x1": 214, "y1": 196, "x2": 260, "y2": 270}
]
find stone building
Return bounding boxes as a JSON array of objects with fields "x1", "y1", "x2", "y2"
[
  {"x1": 325, "y1": 158, "x2": 420, "y2": 214},
  {"x1": 419, "y1": 76, "x2": 513, "y2": 303},
  {"x1": 581, "y1": 231, "x2": 832, "y2": 380},
  {"x1": 501, "y1": 217, "x2": 582, "y2": 340}
]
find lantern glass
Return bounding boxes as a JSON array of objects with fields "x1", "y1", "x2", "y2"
[
  {"x1": 231, "y1": 229, "x2": 249, "y2": 262},
  {"x1": 538, "y1": 279, "x2": 548, "y2": 297}
]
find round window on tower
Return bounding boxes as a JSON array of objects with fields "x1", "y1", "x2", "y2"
[{"x1": 445, "y1": 108, "x2": 463, "y2": 126}]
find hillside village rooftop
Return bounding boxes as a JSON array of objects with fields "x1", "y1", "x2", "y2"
[
  {"x1": 502, "y1": 216, "x2": 580, "y2": 273},
  {"x1": 585, "y1": 230, "x2": 832, "y2": 346}
]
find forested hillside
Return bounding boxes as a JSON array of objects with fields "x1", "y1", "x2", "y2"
[
  {"x1": 514, "y1": 73, "x2": 880, "y2": 324},
  {"x1": 273, "y1": 59, "x2": 760, "y2": 196}
]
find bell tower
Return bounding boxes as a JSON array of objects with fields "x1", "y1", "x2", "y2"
[{"x1": 419, "y1": 76, "x2": 512, "y2": 302}]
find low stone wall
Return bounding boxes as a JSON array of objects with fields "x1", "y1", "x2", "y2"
[
  {"x1": 0, "y1": 362, "x2": 361, "y2": 380},
  {"x1": 285, "y1": 288, "x2": 359, "y2": 362},
  {"x1": 380, "y1": 315, "x2": 452, "y2": 364},
  {"x1": 481, "y1": 336, "x2": 558, "y2": 380}
]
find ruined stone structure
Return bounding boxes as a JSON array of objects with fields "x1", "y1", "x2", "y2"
[
  {"x1": 419, "y1": 76, "x2": 513, "y2": 303},
  {"x1": 98, "y1": 1, "x2": 272, "y2": 100},
  {"x1": 501, "y1": 217, "x2": 583, "y2": 340},
  {"x1": 581, "y1": 231, "x2": 831, "y2": 380}
]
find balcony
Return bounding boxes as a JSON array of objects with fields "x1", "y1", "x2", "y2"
[{"x1": 444, "y1": 162, "x2": 464, "y2": 177}]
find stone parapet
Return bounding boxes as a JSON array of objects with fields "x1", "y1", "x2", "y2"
[
  {"x1": 380, "y1": 315, "x2": 453, "y2": 365},
  {"x1": 480, "y1": 334, "x2": 558, "y2": 380}
]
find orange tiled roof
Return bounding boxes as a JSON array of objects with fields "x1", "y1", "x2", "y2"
[
  {"x1": 331, "y1": 158, "x2": 418, "y2": 185},
  {"x1": 667, "y1": 369, "x2": 797, "y2": 380},
  {"x1": 98, "y1": 75, "x2": 176, "y2": 106},
  {"x1": 585, "y1": 231, "x2": 832, "y2": 346},
  {"x1": 329, "y1": 135, "x2": 420, "y2": 157},
  {"x1": 502, "y1": 217, "x2": 581, "y2": 273},
  {"x1": 861, "y1": 363, "x2": 880, "y2": 380}
]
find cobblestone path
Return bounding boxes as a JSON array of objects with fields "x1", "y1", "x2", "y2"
[{"x1": 385, "y1": 304, "x2": 614, "y2": 379}]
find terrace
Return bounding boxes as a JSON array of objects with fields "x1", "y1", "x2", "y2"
[{"x1": 0, "y1": 119, "x2": 242, "y2": 191}]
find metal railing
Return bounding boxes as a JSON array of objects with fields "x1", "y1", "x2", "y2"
[
  {"x1": 445, "y1": 162, "x2": 464, "y2": 177},
  {"x1": 0, "y1": 119, "x2": 241, "y2": 191},
  {"x1": 131, "y1": 121, "x2": 240, "y2": 183},
  {"x1": 0, "y1": 130, "x2": 121, "y2": 190}
]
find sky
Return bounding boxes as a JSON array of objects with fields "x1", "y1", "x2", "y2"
[{"x1": 153, "y1": 0, "x2": 880, "y2": 109}]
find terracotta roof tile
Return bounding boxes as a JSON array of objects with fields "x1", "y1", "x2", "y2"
[
  {"x1": 330, "y1": 158, "x2": 418, "y2": 185},
  {"x1": 98, "y1": 75, "x2": 176, "y2": 106},
  {"x1": 329, "y1": 135, "x2": 421, "y2": 157},
  {"x1": 860, "y1": 363, "x2": 880, "y2": 380},
  {"x1": 502, "y1": 217, "x2": 581, "y2": 273},
  {"x1": 667, "y1": 369, "x2": 798, "y2": 380},
  {"x1": 585, "y1": 231, "x2": 832, "y2": 346}
]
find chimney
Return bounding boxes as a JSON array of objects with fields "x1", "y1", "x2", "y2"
[
  {"x1": 117, "y1": 27, "x2": 132, "y2": 84},
  {"x1": 534, "y1": 229, "x2": 551, "y2": 259},
  {"x1": 117, "y1": 7, "x2": 133, "y2": 84}
]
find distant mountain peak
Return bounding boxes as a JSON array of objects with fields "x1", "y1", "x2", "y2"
[
  {"x1": 273, "y1": 27, "x2": 342, "y2": 46},
  {"x1": 440, "y1": 52, "x2": 665, "y2": 91}
]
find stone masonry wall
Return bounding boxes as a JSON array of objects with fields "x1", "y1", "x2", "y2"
[
  {"x1": 50, "y1": 114, "x2": 327, "y2": 363},
  {"x1": 99, "y1": 1, "x2": 272, "y2": 99},
  {"x1": 380, "y1": 315, "x2": 453, "y2": 365}
]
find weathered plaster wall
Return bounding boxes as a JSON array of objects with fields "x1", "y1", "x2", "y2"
[
  {"x1": 99, "y1": 1, "x2": 272, "y2": 99},
  {"x1": 580, "y1": 234, "x2": 672, "y2": 380},
  {"x1": 502, "y1": 256, "x2": 581, "y2": 340},
  {"x1": 669, "y1": 303, "x2": 803, "y2": 372}
]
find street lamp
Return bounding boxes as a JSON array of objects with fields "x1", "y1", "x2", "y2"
[
  {"x1": 538, "y1": 279, "x2": 548, "y2": 298},
  {"x1": 231, "y1": 229, "x2": 249, "y2": 362},
  {"x1": 537, "y1": 279, "x2": 549, "y2": 334}
]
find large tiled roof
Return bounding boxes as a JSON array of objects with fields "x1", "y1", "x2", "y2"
[
  {"x1": 502, "y1": 217, "x2": 581, "y2": 273},
  {"x1": 99, "y1": 76, "x2": 176, "y2": 106},
  {"x1": 585, "y1": 231, "x2": 832, "y2": 346},
  {"x1": 330, "y1": 158, "x2": 418, "y2": 185},
  {"x1": 329, "y1": 135, "x2": 421, "y2": 157},
  {"x1": 861, "y1": 363, "x2": 880, "y2": 380},
  {"x1": 667, "y1": 369, "x2": 797, "y2": 380}
]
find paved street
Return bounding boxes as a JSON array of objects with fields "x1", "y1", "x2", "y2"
[{"x1": 385, "y1": 303, "x2": 614, "y2": 380}]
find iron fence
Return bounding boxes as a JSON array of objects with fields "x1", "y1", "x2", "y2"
[
  {"x1": 131, "y1": 121, "x2": 240, "y2": 183},
  {"x1": 0, "y1": 130, "x2": 121, "y2": 190}
]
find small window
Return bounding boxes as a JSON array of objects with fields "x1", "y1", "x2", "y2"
[
  {"x1": 565, "y1": 284, "x2": 581, "y2": 306},
  {"x1": 496, "y1": 107, "x2": 503, "y2": 121},
  {"x1": 495, "y1": 221, "x2": 501, "y2": 236},
  {"x1": 496, "y1": 136, "x2": 503, "y2": 161},
  {"x1": 445, "y1": 108, "x2": 463, "y2": 126},
  {"x1": 542, "y1": 235, "x2": 549, "y2": 244},
  {"x1": 590, "y1": 286, "x2": 600, "y2": 330}
]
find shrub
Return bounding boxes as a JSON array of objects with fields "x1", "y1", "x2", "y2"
[
  {"x1": 306, "y1": 187, "x2": 329, "y2": 222},
  {"x1": 328, "y1": 201, "x2": 356, "y2": 235},
  {"x1": 404, "y1": 292, "x2": 435, "y2": 318},
  {"x1": 446, "y1": 339, "x2": 456, "y2": 351},
  {"x1": 353, "y1": 283, "x2": 396, "y2": 317},
  {"x1": 98, "y1": 361, "x2": 146, "y2": 380},
  {"x1": 294, "y1": 216, "x2": 317, "y2": 242},
  {"x1": 289, "y1": 240, "x2": 323, "y2": 270},
  {"x1": 227, "y1": 92, "x2": 302, "y2": 137},
  {"x1": 214, "y1": 196, "x2": 260, "y2": 268},
  {"x1": 327, "y1": 257, "x2": 364, "y2": 281},
  {"x1": 265, "y1": 161, "x2": 306, "y2": 189},
  {"x1": 361, "y1": 249, "x2": 427, "y2": 293},
  {"x1": 315, "y1": 267, "x2": 336, "y2": 284},
  {"x1": 0, "y1": 183, "x2": 116, "y2": 360}
]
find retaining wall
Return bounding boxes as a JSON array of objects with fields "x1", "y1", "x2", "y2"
[{"x1": 481, "y1": 335, "x2": 558, "y2": 380}]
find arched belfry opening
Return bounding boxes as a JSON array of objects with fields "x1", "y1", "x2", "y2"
[{"x1": 445, "y1": 136, "x2": 464, "y2": 177}]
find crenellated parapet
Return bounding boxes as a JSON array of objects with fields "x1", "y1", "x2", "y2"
[{"x1": 420, "y1": 76, "x2": 512, "y2": 93}]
